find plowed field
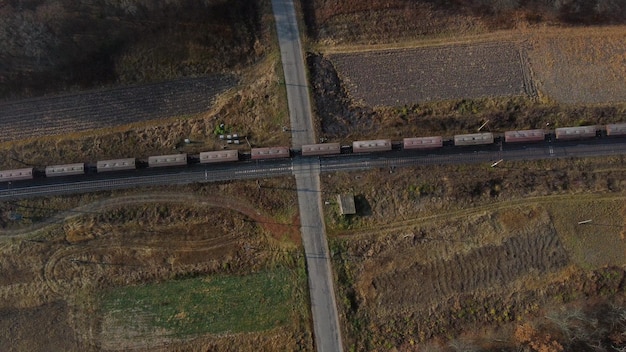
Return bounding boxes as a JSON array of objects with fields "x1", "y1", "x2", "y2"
[
  {"x1": 373, "y1": 227, "x2": 568, "y2": 311},
  {"x1": 0, "y1": 75, "x2": 236, "y2": 143},
  {"x1": 325, "y1": 27, "x2": 626, "y2": 108},
  {"x1": 329, "y1": 41, "x2": 532, "y2": 106}
]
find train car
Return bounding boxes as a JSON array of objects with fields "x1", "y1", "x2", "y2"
[
  {"x1": 45, "y1": 163, "x2": 85, "y2": 177},
  {"x1": 352, "y1": 139, "x2": 392, "y2": 153},
  {"x1": 97, "y1": 158, "x2": 136, "y2": 172},
  {"x1": 250, "y1": 147, "x2": 290, "y2": 160},
  {"x1": 606, "y1": 123, "x2": 626, "y2": 136},
  {"x1": 0, "y1": 168, "x2": 34, "y2": 182},
  {"x1": 403, "y1": 136, "x2": 443, "y2": 150},
  {"x1": 199, "y1": 150, "x2": 239, "y2": 163},
  {"x1": 454, "y1": 133, "x2": 494, "y2": 146},
  {"x1": 301, "y1": 143, "x2": 341, "y2": 156},
  {"x1": 148, "y1": 154, "x2": 188, "y2": 167},
  {"x1": 555, "y1": 126, "x2": 597, "y2": 140},
  {"x1": 504, "y1": 129, "x2": 545, "y2": 143}
]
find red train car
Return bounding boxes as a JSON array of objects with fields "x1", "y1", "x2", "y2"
[
  {"x1": 250, "y1": 147, "x2": 290, "y2": 160},
  {"x1": 148, "y1": 154, "x2": 188, "y2": 167},
  {"x1": 403, "y1": 136, "x2": 443, "y2": 149},
  {"x1": 504, "y1": 129, "x2": 545, "y2": 143},
  {"x1": 199, "y1": 150, "x2": 239, "y2": 163},
  {"x1": 301, "y1": 143, "x2": 341, "y2": 156},
  {"x1": 606, "y1": 123, "x2": 626, "y2": 137},
  {"x1": 352, "y1": 139, "x2": 392, "y2": 153},
  {"x1": 555, "y1": 126, "x2": 597, "y2": 140}
]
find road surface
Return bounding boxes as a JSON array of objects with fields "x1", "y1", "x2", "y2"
[
  {"x1": 271, "y1": 0, "x2": 315, "y2": 147},
  {"x1": 271, "y1": 0, "x2": 344, "y2": 351}
]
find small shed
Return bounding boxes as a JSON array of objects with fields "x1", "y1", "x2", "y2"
[{"x1": 337, "y1": 194, "x2": 356, "y2": 215}]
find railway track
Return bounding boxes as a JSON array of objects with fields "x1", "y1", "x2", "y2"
[{"x1": 0, "y1": 139, "x2": 624, "y2": 202}]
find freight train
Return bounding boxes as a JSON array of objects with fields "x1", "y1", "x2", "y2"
[{"x1": 1, "y1": 123, "x2": 625, "y2": 183}]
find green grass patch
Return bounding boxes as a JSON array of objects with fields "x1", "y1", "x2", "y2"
[{"x1": 100, "y1": 268, "x2": 302, "y2": 337}]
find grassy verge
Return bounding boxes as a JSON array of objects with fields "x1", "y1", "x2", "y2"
[{"x1": 100, "y1": 267, "x2": 305, "y2": 337}]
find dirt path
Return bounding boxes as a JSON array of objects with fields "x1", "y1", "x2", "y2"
[
  {"x1": 0, "y1": 192, "x2": 298, "y2": 241},
  {"x1": 338, "y1": 193, "x2": 626, "y2": 238},
  {"x1": 320, "y1": 26, "x2": 626, "y2": 54}
]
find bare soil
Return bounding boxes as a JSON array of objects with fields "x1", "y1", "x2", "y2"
[
  {"x1": 0, "y1": 0, "x2": 290, "y2": 170},
  {"x1": 0, "y1": 178, "x2": 310, "y2": 351},
  {"x1": 0, "y1": 76, "x2": 236, "y2": 143},
  {"x1": 0, "y1": 301, "x2": 81, "y2": 352},
  {"x1": 329, "y1": 41, "x2": 530, "y2": 106}
]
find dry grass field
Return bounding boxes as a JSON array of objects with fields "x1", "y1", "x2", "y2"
[
  {"x1": 303, "y1": 0, "x2": 626, "y2": 46},
  {"x1": 322, "y1": 156, "x2": 626, "y2": 350},
  {"x1": 0, "y1": 178, "x2": 312, "y2": 351},
  {"x1": 528, "y1": 26, "x2": 626, "y2": 104}
]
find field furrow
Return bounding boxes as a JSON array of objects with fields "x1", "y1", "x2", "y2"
[
  {"x1": 0, "y1": 75, "x2": 236, "y2": 142},
  {"x1": 372, "y1": 228, "x2": 569, "y2": 312},
  {"x1": 329, "y1": 41, "x2": 527, "y2": 106}
]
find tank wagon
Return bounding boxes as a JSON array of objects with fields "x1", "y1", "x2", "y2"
[
  {"x1": 45, "y1": 163, "x2": 85, "y2": 177},
  {"x1": 504, "y1": 129, "x2": 545, "y2": 143},
  {"x1": 250, "y1": 147, "x2": 290, "y2": 160},
  {"x1": 454, "y1": 133, "x2": 494, "y2": 146},
  {"x1": 148, "y1": 154, "x2": 188, "y2": 167},
  {"x1": 301, "y1": 143, "x2": 341, "y2": 156},
  {"x1": 555, "y1": 126, "x2": 597, "y2": 140},
  {"x1": 199, "y1": 150, "x2": 239, "y2": 163},
  {"x1": 352, "y1": 139, "x2": 392, "y2": 153},
  {"x1": 606, "y1": 123, "x2": 626, "y2": 136},
  {"x1": 0, "y1": 168, "x2": 34, "y2": 182},
  {"x1": 97, "y1": 158, "x2": 136, "y2": 172},
  {"x1": 403, "y1": 136, "x2": 443, "y2": 149}
]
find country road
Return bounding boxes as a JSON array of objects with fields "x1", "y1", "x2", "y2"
[{"x1": 271, "y1": 0, "x2": 344, "y2": 350}]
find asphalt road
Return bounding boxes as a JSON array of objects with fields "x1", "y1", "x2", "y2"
[
  {"x1": 293, "y1": 158, "x2": 344, "y2": 352},
  {"x1": 271, "y1": 0, "x2": 316, "y2": 148},
  {"x1": 271, "y1": 0, "x2": 344, "y2": 351}
]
